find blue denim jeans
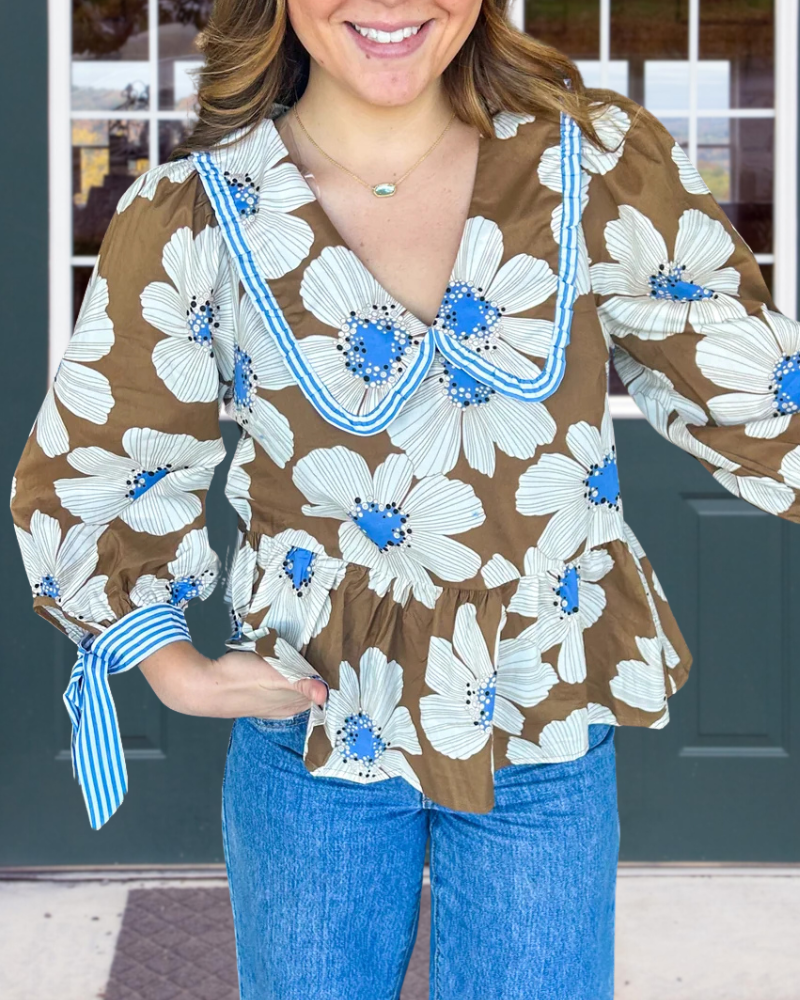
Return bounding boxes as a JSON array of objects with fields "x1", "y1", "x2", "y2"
[{"x1": 222, "y1": 711, "x2": 619, "y2": 1000}]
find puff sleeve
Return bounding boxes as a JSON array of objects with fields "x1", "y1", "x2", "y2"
[
  {"x1": 585, "y1": 102, "x2": 800, "y2": 521},
  {"x1": 10, "y1": 161, "x2": 231, "y2": 828}
]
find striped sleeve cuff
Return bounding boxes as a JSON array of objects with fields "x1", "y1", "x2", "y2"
[{"x1": 63, "y1": 604, "x2": 191, "y2": 830}]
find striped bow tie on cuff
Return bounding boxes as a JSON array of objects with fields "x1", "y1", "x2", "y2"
[{"x1": 62, "y1": 604, "x2": 192, "y2": 830}]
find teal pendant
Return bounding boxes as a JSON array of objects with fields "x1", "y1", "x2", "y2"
[{"x1": 372, "y1": 182, "x2": 397, "y2": 198}]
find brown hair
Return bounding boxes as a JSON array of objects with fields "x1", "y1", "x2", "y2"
[{"x1": 171, "y1": 0, "x2": 642, "y2": 159}]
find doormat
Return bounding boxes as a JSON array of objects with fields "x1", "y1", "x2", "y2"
[{"x1": 103, "y1": 884, "x2": 430, "y2": 999}]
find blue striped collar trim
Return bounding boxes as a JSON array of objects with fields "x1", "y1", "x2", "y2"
[
  {"x1": 193, "y1": 111, "x2": 583, "y2": 432},
  {"x1": 63, "y1": 604, "x2": 191, "y2": 830}
]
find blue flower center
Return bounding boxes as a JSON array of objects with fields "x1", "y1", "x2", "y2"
[
  {"x1": 340, "y1": 711, "x2": 386, "y2": 765},
  {"x1": 187, "y1": 296, "x2": 218, "y2": 350},
  {"x1": 224, "y1": 170, "x2": 260, "y2": 218},
  {"x1": 169, "y1": 577, "x2": 202, "y2": 606},
  {"x1": 772, "y1": 352, "x2": 800, "y2": 416},
  {"x1": 127, "y1": 466, "x2": 171, "y2": 500},
  {"x1": 440, "y1": 361, "x2": 495, "y2": 408},
  {"x1": 437, "y1": 281, "x2": 502, "y2": 348},
  {"x1": 283, "y1": 546, "x2": 316, "y2": 595},
  {"x1": 351, "y1": 499, "x2": 409, "y2": 552},
  {"x1": 584, "y1": 452, "x2": 620, "y2": 508},
  {"x1": 649, "y1": 263, "x2": 717, "y2": 302},
  {"x1": 555, "y1": 565, "x2": 580, "y2": 616},
  {"x1": 233, "y1": 346, "x2": 255, "y2": 411},
  {"x1": 37, "y1": 573, "x2": 60, "y2": 599},
  {"x1": 340, "y1": 310, "x2": 412, "y2": 386},
  {"x1": 466, "y1": 673, "x2": 497, "y2": 730}
]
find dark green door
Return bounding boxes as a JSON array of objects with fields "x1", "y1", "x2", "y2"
[{"x1": 1, "y1": 0, "x2": 798, "y2": 865}]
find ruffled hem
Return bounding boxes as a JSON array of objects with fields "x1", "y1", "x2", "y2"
[{"x1": 226, "y1": 518, "x2": 691, "y2": 814}]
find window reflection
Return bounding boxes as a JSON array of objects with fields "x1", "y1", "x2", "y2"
[
  {"x1": 159, "y1": 119, "x2": 194, "y2": 162},
  {"x1": 72, "y1": 265, "x2": 95, "y2": 327},
  {"x1": 72, "y1": 119, "x2": 149, "y2": 255},
  {"x1": 158, "y1": 0, "x2": 213, "y2": 111},
  {"x1": 611, "y1": 0, "x2": 689, "y2": 105},
  {"x1": 525, "y1": 0, "x2": 600, "y2": 58},
  {"x1": 72, "y1": 0, "x2": 150, "y2": 110},
  {"x1": 700, "y1": 0, "x2": 774, "y2": 109}
]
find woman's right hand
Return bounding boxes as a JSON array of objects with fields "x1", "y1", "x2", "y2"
[{"x1": 138, "y1": 640, "x2": 328, "y2": 721}]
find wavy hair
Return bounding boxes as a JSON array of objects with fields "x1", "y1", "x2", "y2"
[{"x1": 171, "y1": 0, "x2": 641, "y2": 158}]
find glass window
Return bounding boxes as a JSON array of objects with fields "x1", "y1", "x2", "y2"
[
  {"x1": 68, "y1": 0, "x2": 211, "y2": 319},
  {"x1": 526, "y1": 1, "x2": 781, "y2": 398}
]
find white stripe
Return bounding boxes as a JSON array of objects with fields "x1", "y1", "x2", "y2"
[{"x1": 64, "y1": 604, "x2": 191, "y2": 829}]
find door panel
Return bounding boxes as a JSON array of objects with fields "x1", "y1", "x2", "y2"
[{"x1": 614, "y1": 421, "x2": 800, "y2": 861}]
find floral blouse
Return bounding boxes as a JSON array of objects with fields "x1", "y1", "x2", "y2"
[{"x1": 11, "y1": 99, "x2": 800, "y2": 829}]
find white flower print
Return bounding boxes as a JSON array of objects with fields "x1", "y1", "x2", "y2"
[
  {"x1": 116, "y1": 159, "x2": 194, "y2": 215},
  {"x1": 484, "y1": 546, "x2": 613, "y2": 684},
  {"x1": 36, "y1": 265, "x2": 115, "y2": 458},
  {"x1": 671, "y1": 142, "x2": 711, "y2": 195},
  {"x1": 421, "y1": 604, "x2": 558, "y2": 760},
  {"x1": 130, "y1": 528, "x2": 219, "y2": 610},
  {"x1": 433, "y1": 217, "x2": 558, "y2": 378},
  {"x1": 55, "y1": 428, "x2": 226, "y2": 536},
  {"x1": 781, "y1": 446, "x2": 800, "y2": 491},
  {"x1": 249, "y1": 529, "x2": 346, "y2": 648},
  {"x1": 590, "y1": 206, "x2": 745, "y2": 340},
  {"x1": 225, "y1": 534, "x2": 259, "y2": 648},
  {"x1": 581, "y1": 104, "x2": 631, "y2": 175},
  {"x1": 386, "y1": 355, "x2": 556, "y2": 477},
  {"x1": 622, "y1": 524, "x2": 680, "y2": 678},
  {"x1": 492, "y1": 111, "x2": 536, "y2": 139},
  {"x1": 293, "y1": 447, "x2": 485, "y2": 609},
  {"x1": 696, "y1": 306, "x2": 800, "y2": 439},
  {"x1": 265, "y1": 638, "x2": 328, "y2": 730},
  {"x1": 587, "y1": 703, "x2": 618, "y2": 726},
  {"x1": 298, "y1": 245, "x2": 429, "y2": 417},
  {"x1": 142, "y1": 225, "x2": 232, "y2": 403},
  {"x1": 225, "y1": 433, "x2": 256, "y2": 529},
  {"x1": 613, "y1": 346, "x2": 708, "y2": 433},
  {"x1": 215, "y1": 290, "x2": 294, "y2": 465},
  {"x1": 609, "y1": 635, "x2": 668, "y2": 714},
  {"x1": 506, "y1": 706, "x2": 589, "y2": 765},
  {"x1": 313, "y1": 647, "x2": 423, "y2": 789},
  {"x1": 713, "y1": 468, "x2": 794, "y2": 515},
  {"x1": 15, "y1": 511, "x2": 113, "y2": 625},
  {"x1": 211, "y1": 119, "x2": 315, "y2": 280},
  {"x1": 45, "y1": 606, "x2": 92, "y2": 644},
  {"x1": 517, "y1": 407, "x2": 625, "y2": 561}
]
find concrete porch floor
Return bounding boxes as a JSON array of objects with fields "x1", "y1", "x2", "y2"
[{"x1": 1, "y1": 865, "x2": 799, "y2": 1000}]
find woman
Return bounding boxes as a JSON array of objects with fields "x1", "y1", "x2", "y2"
[{"x1": 11, "y1": 0, "x2": 800, "y2": 994}]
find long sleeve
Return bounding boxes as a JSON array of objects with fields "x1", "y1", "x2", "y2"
[
  {"x1": 10, "y1": 161, "x2": 231, "y2": 828},
  {"x1": 585, "y1": 101, "x2": 800, "y2": 521}
]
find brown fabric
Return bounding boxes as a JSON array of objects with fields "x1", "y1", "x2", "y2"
[{"x1": 10, "y1": 99, "x2": 799, "y2": 814}]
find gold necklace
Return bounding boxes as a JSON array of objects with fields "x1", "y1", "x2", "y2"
[{"x1": 291, "y1": 104, "x2": 457, "y2": 198}]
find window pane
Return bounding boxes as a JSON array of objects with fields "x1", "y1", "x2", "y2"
[
  {"x1": 159, "y1": 118, "x2": 194, "y2": 162},
  {"x1": 72, "y1": 266, "x2": 95, "y2": 326},
  {"x1": 73, "y1": 119, "x2": 149, "y2": 255},
  {"x1": 525, "y1": 0, "x2": 600, "y2": 58},
  {"x1": 699, "y1": 0, "x2": 774, "y2": 109},
  {"x1": 72, "y1": 0, "x2": 150, "y2": 110},
  {"x1": 658, "y1": 117, "x2": 690, "y2": 147},
  {"x1": 158, "y1": 0, "x2": 213, "y2": 111},
  {"x1": 610, "y1": 0, "x2": 689, "y2": 106},
  {"x1": 719, "y1": 118, "x2": 774, "y2": 254}
]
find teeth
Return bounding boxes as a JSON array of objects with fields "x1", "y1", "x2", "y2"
[{"x1": 353, "y1": 23, "x2": 422, "y2": 42}]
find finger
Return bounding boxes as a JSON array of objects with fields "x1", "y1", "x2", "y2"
[{"x1": 294, "y1": 677, "x2": 329, "y2": 708}]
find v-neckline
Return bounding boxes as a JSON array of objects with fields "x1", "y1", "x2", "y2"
[{"x1": 270, "y1": 113, "x2": 492, "y2": 331}]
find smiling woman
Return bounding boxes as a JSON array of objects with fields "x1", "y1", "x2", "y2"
[{"x1": 11, "y1": 0, "x2": 800, "y2": 996}]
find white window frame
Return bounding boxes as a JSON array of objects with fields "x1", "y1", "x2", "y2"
[{"x1": 50, "y1": 0, "x2": 798, "y2": 422}]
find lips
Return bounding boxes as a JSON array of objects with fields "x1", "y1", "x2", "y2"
[{"x1": 345, "y1": 18, "x2": 433, "y2": 57}]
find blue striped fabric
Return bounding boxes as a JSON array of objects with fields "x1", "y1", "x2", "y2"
[
  {"x1": 63, "y1": 604, "x2": 191, "y2": 830},
  {"x1": 191, "y1": 111, "x2": 584, "y2": 431}
]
